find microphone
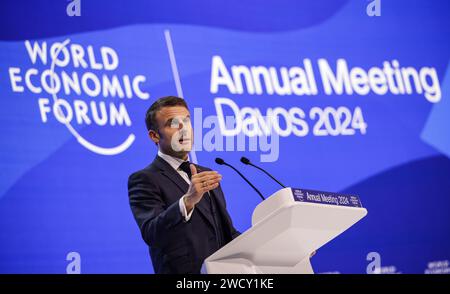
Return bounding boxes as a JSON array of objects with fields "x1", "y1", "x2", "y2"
[
  {"x1": 215, "y1": 157, "x2": 265, "y2": 201},
  {"x1": 240, "y1": 156, "x2": 286, "y2": 188}
]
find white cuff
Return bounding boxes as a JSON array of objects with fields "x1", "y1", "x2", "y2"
[{"x1": 179, "y1": 195, "x2": 194, "y2": 221}]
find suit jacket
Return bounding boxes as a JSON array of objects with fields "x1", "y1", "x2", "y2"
[{"x1": 128, "y1": 155, "x2": 240, "y2": 274}]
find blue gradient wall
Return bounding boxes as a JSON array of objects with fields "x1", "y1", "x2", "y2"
[{"x1": 0, "y1": 0, "x2": 449, "y2": 274}]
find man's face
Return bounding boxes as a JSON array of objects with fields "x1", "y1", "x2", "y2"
[{"x1": 150, "y1": 106, "x2": 193, "y2": 159}]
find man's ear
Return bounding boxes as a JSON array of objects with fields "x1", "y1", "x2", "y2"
[{"x1": 148, "y1": 130, "x2": 160, "y2": 145}]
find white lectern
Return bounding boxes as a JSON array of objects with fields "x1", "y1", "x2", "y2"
[{"x1": 201, "y1": 187, "x2": 367, "y2": 274}]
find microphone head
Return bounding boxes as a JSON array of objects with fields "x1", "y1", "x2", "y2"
[
  {"x1": 240, "y1": 157, "x2": 250, "y2": 165},
  {"x1": 215, "y1": 157, "x2": 225, "y2": 165}
]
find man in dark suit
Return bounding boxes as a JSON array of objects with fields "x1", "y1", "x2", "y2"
[{"x1": 128, "y1": 96, "x2": 240, "y2": 274}]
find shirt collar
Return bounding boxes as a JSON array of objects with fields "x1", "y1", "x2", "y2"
[{"x1": 157, "y1": 149, "x2": 188, "y2": 171}]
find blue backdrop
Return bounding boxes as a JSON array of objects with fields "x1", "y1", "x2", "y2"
[{"x1": 0, "y1": 0, "x2": 449, "y2": 274}]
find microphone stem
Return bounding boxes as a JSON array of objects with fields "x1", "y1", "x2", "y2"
[
  {"x1": 249, "y1": 163, "x2": 286, "y2": 188},
  {"x1": 224, "y1": 163, "x2": 265, "y2": 201}
]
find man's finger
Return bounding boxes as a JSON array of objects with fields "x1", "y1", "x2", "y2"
[
  {"x1": 192, "y1": 175, "x2": 221, "y2": 185},
  {"x1": 190, "y1": 164, "x2": 197, "y2": 176},
  {"x1": 207, "y1": 182, "x2": 220, "y2": 190},
  {"x1": 198, "y1": 181, "x2": 219, "y2": 192},
  {"x1": 193, "y1": 171, "x2": 219, "y2": 179},
  {"x1": 201, "y1": 174, "x2": 222, "y2": 182},
  {"x1": 201, "y1": 179, "x2": 221, "y2": 189}
]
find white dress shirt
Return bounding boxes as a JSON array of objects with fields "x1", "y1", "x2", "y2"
[{"x1": 157, "y1": 150, "x2": 195, "y2": 221}]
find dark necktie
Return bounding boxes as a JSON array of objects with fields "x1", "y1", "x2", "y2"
[
  {"x1": 179, "y1": 161, "x2": 225, "y2": 247},
  {"x1": 178, "y1": 161, "x2": 192, "y2": 180}
]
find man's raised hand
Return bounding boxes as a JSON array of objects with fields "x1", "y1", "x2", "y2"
[{"x1": 183, "y1": 164, "x2": 222, "y2": 212}]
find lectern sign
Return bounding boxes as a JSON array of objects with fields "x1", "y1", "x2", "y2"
[{"x1": 292, "y1": 188, "x2": 363, "y2": 208}]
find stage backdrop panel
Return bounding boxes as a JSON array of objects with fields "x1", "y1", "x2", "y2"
[{"x1": 0, "y1": 0, "x2": 449, "y2": 274}]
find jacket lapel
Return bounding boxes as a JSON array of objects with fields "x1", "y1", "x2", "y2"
[
  {"x1": 153, "y1": 156, "x2": 215, "y2": 228},
  {"x1": 208, "y1": 187, "x2": 233, "y2": 234},
  {"x1": 154, "y1": 156, "x2": 189, "y2": 193},
  {"x1": 193, "y1": 193, "x2": 215, "y2": 228}
]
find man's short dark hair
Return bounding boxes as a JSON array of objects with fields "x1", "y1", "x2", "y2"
[{"x1": 145, "y1": 96, "x2": 188, "y2": 131}]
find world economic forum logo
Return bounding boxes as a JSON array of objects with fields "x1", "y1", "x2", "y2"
[{"x1": 8, "y1": 38, "x2": 150, "y2": 155}]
